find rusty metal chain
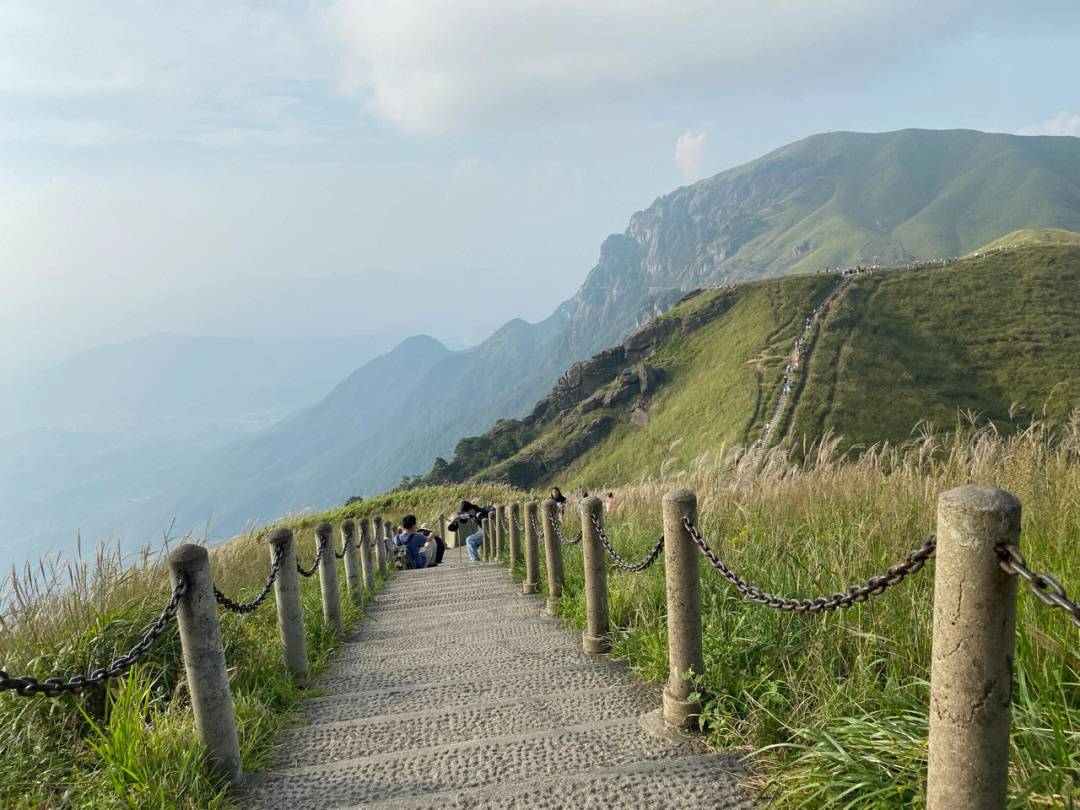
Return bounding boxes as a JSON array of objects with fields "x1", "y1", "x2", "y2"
[
  {"x1": 214, "y1": 543, "x2": 284, "y2": 613},
  {"x1": 0, "y1": 574, "x2": 189, "y2": 698},
  {"x1": 683, "y1": 517, "x2": 936, "y2": 613},
  {"x1": 551, "y1": 514, "x2": 582, "y2": 546},
  {"x1": 997, "y1": 543, "x2": 1080, "y2": 629},
  {"x1": 297, "y1": 535, "x2": 326, "y2": 578},
  {"x1": 530, "y1": 514, "x2": 543, "y2": 539},
  {"x1": 590, "y1": 512, "x2": 664, "y2": 572}
]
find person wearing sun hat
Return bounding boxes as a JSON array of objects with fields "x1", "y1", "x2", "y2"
[{"x1": 418, "y1": 521, "x2": 446, "y2": 568}]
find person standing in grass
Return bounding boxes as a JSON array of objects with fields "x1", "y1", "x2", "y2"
[{"x1": 550, "y1": 487, "x2": 567, "y2": 517}]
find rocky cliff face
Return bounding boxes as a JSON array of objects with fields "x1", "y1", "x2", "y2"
[{"x1": 557, "y1": 129, "x2": 1080, "y2": 355}]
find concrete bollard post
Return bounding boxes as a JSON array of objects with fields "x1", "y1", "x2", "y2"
[
  {"x1": 340, "y1": 519, "x2": 361, "y2": 600},
  {"x1": 167, "y1": 544, "x2": 243, "y2": 785},
  {"x1": 927, "y1": 485, "x2": 1021, "y2": 810},
  {"x1": 662, "y1": 488, "x2": 703, "y2": 729},
  {"x1": 373, "y1": 515, "x2": 387, "y2": 574},
  {"x1": 267, "y1": 528, "x2": 309, "y2": 687},
  {"x1": 315, "y1": 522, "x2": 344, "y2": 637},
  {"x1": 508, "y1": 503, "x2": 522, "y2": 570},
  {"x1": 495, "y1": 505, "x2": 507, "y2": 558},
  {"x1": 482, "y1": 517, "x2": 492, "y2": 561},
  {"x1": 358, "y1": 518, "x2": 376, "y2": 591},
  {"x1": 580, "y1": 496, "x2": 610, "y2": 655},
  {"x1": 541, "y1": 499, "x2": 564, "y2": 616},
  {"x1": 523, "y1": 501, "x2": 539, "y2": 595}
]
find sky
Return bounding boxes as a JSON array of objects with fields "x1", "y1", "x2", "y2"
[{"x1": 2, "y1": 0, "x2": 1079, "y2": 377}]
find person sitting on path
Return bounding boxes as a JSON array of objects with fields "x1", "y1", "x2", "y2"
[
  {"x1": 396, "y1": 514, "x2": 429, "y2": 569},
  {"x1": 448, "y1": 500, "x2": 489, "y2": 562},
  {"x1": 418, "y1": 522, "x2": 446, "y2": 568}
]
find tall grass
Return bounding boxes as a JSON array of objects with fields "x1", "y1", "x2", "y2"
[
  {"x1": 0, "y1": 522, "x2": 388, "y2": 808},
  {"x1": 541, "y1": 411, "x2": 1080, "y2": 808}
]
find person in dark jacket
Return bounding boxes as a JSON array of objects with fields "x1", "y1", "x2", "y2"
[{"x1": 447, "y1": 500, "x2": 489, "y2": 562}]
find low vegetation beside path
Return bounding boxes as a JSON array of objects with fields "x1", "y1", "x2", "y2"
[{"x1": 544, "y1": 416, "x2": 1080, "y2": 808}]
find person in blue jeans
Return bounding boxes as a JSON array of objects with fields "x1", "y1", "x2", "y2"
[
  {"x1": 448, "y1": 500, "x2": 489, "y2": 562},
  {"x1": 397, "y1": 515, "x2": 428, "y2": 569}
]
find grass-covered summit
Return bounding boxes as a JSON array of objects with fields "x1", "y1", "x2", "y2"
[{"x1": 418, "y1": 243, "x2": 1080, "y2": 490}]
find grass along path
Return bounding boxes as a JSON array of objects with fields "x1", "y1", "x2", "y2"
[
  {"x1": 537, "y1": 419, "x2": 1080, "y2": 808},
  {"x1": 0, "y1": 527, "x2": 390, "y2": 809}
]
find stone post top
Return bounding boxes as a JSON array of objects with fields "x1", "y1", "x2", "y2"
[
  {"x1": 168, "y1": 543, "x2": 208, "y2": 570},
  {"x1": 267, "y1": 527, "x2": 293, "y2": 547},
  {"x1": 526, "y1": 500, "x2": 538, "y2": 509},
  {"x1": 510, "y1": 502, "x2": 520, "y2": 514},
  {"x1": 341, "y1": 519, "x2": 354, "y2": 533},
  {"x1": 664, "y1": 488, "x2": 697, "y2": 505},
  {"x1": 582, "y1": 495, "x2": 602, "y2": 512},
  {"x1": 372, "y1": 515, "x2": 382, "y2": 525},
  {"x1": 939, "y1": 485, "x2": 1021, "y2": 514},
  {"x1": 315, "y1": 521, "x2": 332, "y2": 538},
  {"x1": 541, "y1": 497, "x2": 556, "y2": 507}
]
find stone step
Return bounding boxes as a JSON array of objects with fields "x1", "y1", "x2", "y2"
[
  {"x1": 346, "y1": 616, "x2": 556, "y2": 648},
  {"x1": 275, "y1": 683, "x2": 654, "y2": 767},
  {"x1": 243, "y1": 716, "x2": 703, "y2": 809},
  {"x1": 327, "y1": 633, "x2": 580, "y2": 674},
  {"x1": 338, "y1": 753, "x2": 755, "y2": 810},
  {"x1": 361, "y1": 599, "x2": 545, "y2": 626},
  {"x1": 317, "y1": 646, "x2": 593, "y2": 691},
  {"x1": 297, "y1": 661, "x2": 636, "y2": 725}
]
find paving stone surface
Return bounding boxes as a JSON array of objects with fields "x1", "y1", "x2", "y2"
[{"x1": 242, "y1": 558, "x2": 755, "y2": 809}]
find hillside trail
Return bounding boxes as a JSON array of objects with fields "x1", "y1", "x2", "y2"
[
  {"x1": 752, "y1": 276, "x2": 850, "y2": 462},
  {"x1": 241, "y1": 558, "x2": 755, "y2": 809}
]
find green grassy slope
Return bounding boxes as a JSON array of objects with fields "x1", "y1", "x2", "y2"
[
  {"x1": 974, "y1": 227, "x2": 1080, "y2": 253},
  {"x1": 785, "y1": 245, "x2": 1080, "y2": 451},
  {"x1": 422, "y1": 244, "x2": 1080, "y2": 490},
  {"x1": 563, "y1": 274, "x2": 834, "y2": 482}
]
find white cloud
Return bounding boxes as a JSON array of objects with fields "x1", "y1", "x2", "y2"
[
  {"x1": 675, "y1": 131, "x2": 706, "y2": 180},
  {"x1": 1019, "y1": 111, "x2": 1080, "y2": 137},
  {"x1": 325, "y1": 0, "x2": 979, "y2": 133}
]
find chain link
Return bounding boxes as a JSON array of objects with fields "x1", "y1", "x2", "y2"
[
  {"x1": 335, "y1": 530, "x2": 351, "y2": 560},
  {"x1": 590, "y1": 512, "x2": 664, "y2": 572},
  {"x1": 214, "y1": 544, "x2": 284, "y2": 613},
  {"x1": 297, "y1": 535, "x2": 326, "y2": 578},
  {"x1": 551, "y1": 514, "x2": 582, "y2": 546},
  {"x1": 0, "y1": 574, "x2": 189, "y2": 698},
  {"x1": 683, "y1": 517, "x2": 936, "y2": 613},
  {"x1": 997, "y1": 543, "x2": 1080, "y2": 629},
  {"x1": 531, "y1": 514, "x2": 543, "y2": 539}
]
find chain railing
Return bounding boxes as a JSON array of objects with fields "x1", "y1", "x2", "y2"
[
  {"x1": 0, "y1": 573, "x2": 189, "y2": 698},
  {"x1": 683, "y1": 517, "x2": 937, "y2": 613},
  {"x1": 297, "y1": 535, "x2": 326, "y2": 578},
  {"x1": 551, "y1": 514, "x2": 582, "y2": 545},
  {"x1": 998, "y1": 542, "x2": 1080, "y2": 629},
  {"x1": 214, "y1": 544, "x2": 285, "y2": 613},
  {"x1": 590, "y1": 512, "x2": 664, "y2": 572}
]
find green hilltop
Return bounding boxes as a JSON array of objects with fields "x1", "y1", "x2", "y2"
[
  {"x1": 416, "y1": 243, "x2": 1080, "y2": 490},
  {"x1": 973, "y1": 227, "x2": 1080, "y2": 254}
]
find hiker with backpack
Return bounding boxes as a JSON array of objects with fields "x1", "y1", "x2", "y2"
[{"x1": 394, "y1": 514, "x2": 430, "y2": 569}]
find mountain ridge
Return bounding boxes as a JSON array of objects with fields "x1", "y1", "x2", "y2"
[{"x1": 19, "y1": 128, "x2": 1080, "y2": 552}]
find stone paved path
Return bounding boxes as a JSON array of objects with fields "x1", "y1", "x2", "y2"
[{"x1": 242, "y1": 557, "x2": 754, "y2": 809}]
